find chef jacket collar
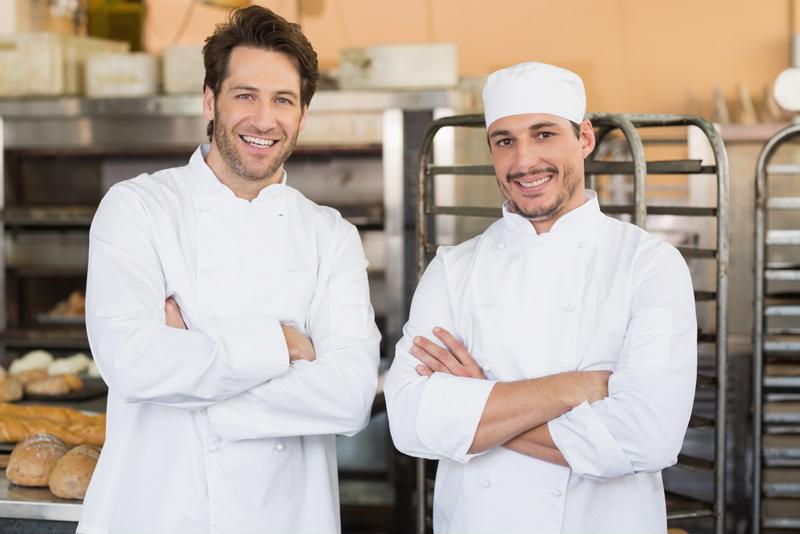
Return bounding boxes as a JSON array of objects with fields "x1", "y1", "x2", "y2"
[
  {"x1": 189, "y1": 144, "x2": 288, "y2": 202},
  {"x1": 502, "y1": 189, "x2": 601, "y2": 237}
]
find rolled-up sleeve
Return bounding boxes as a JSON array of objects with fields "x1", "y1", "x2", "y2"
[
  {"x1": 206, "y1": 221, "x2": 380, "y2": 440},
  {"x1": 87, "y1": 185, "x2": 289, "y2": 410},
  {"x1": 547, "y1": 244, "x2": 697, "y2": 479},
  {"x1": 385, "y1": 250, "x2": 496, "y2": 463}
]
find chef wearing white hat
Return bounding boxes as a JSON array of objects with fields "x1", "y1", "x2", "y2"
[{"x1": 385, "y1": 62, "x2": 697, "y2": 533}]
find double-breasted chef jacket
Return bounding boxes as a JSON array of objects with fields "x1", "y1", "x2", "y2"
[
  {"x1": 385, "y1": 190, "x2": 697, "y2": 534},
  {"x1": 80, "y1": 145, "x2": 380, "y2": 534}
]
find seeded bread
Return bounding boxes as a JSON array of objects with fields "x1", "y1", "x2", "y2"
[
  {"x1": 6, "y1": 433, "x2": 68, "y2": 487},
  {"x1": 48, "y1": 444, "x2": 100, "y2": 499}
]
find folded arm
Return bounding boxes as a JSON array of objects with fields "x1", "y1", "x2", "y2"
[
  {"x1": 384, "y1": 250, "x2": 608, "y2": 464},
  {"x1": 205, "y1": 222, "x2": 381, "y2": 440},
  {"x1": 546, "y1": 245, "x2": 698, "y2": 479},
  {"x1": 86, "y1": 185, "x2": 289, "y2": 410}
]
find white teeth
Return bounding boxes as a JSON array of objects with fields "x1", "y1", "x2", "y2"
[
  {"x1": 518, "y1": 175, "x2": 552, "y2": 188},
  {"x1": 242, "y1": 135, "x2": 275, "y2": 147}
]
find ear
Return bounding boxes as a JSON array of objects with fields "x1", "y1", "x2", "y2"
[
  {"x1": 202, "y1": 85, "x2": 215, "y2": 122},
  {"x1": 579, "y1": 119, "x2": 596, "y2": 158},
  {"x1": 298, "y1": 105, "x2": 309, "y2": 133}
]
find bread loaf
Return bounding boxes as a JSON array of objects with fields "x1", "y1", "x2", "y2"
[
  {"x1": 25, "y1": 376, "x2": 70, "y2": 396},
  {"x1": 48, "y1": 444, "x2": 100, "y2": 499},
  {"x1": 0, "y1": 377, "x2": 23, "y2": 402},
  {"x1": 6, "y1": 433, "x2": 68, "y2": 487},
  {"x1": 0, "y1": 403, "x2": 105, "y2": 446},
  {"x1": 9, "y1": 350, "x2": 53, "y2": 374},
  {"x1": 59, "y1": 373, "x2": 84, "y2": 392},
  {"x1": 13, "y1": 368, "x2": 48, "y2": 386},
  {"x1": 0, "y1": 402, "x2": 89, "y2": 423},
  {"x1": 48, "y1": 353, "x2": 91, "y2": 376}
]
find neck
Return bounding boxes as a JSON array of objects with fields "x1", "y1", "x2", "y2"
[
  {"x1": 205, "y1": 145, "x2": 282, "y2": 202},
  {"x1": 528, "y1": 189, "x2": 588, "y2": 234}
]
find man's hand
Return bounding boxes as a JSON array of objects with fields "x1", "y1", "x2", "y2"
[
  {"x1": 165, "y1": 297, "x2": 187, "y2": 329},
  {"x1": 281, "y1": 323, "x2": 316, "y2": 363},
  {"x1": 411, "y1": 327, "x2": 485, "y2": 379}
]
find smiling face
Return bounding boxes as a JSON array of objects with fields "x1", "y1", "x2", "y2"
[
  {"x1": 203, "y1": 46, "x2": 307, "y2": 196},
  {"x1": 488, "y1": 113, "x2": 595, "y2": 233}
]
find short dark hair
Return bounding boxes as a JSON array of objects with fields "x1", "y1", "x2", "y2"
[
  {"x1": 202, "y1": 6, "x2": 319, "y2": 140},
  {"x1": 569, "y1": 120, "x2": 581, "y2": 138}
]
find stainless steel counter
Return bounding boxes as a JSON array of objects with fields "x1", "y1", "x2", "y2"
[{"x1": 0, "y1": 476, "x2": 80, "y2": 522}]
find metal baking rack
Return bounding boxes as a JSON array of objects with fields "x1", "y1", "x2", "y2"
[{"x1": 753, "y1": 122, "x2": 800, "y2": 532}]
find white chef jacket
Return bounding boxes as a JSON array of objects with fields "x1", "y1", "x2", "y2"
[
  {"x1": 79, "y1": 145, "x2": 380, "y2": 534},
  {"x1": 384, "y1": 190, "x2": 697, "y2": 534}
]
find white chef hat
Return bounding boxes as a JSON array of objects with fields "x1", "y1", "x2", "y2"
[{"x1": 482, "y1": 62, "x2": 586, "y2": 128}]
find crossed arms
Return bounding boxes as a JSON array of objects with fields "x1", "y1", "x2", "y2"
[
  {"x1": 86, "y1": 185, "x2": 380, "y2": 439},
  {"x1": 384, "y1": 244, "x2": 697, "y2": 479}
]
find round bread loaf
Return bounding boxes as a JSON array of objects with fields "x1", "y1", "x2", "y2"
[
  {"x1": 6, "y1": 433, "x2": 68, "y2": 487},
  {"x1": 14, "y1": 368, "x2": 48, "y2": 386},
  {"x1": 48, "y1": 444, "x2": 100, "y2": 499},
  {"x1": 48, "y1": 353, "x2": 91, "y2": 376},
  {"x1": 25, "y1": 376, "x2": 71, "y2": 396},
  {"x1": 59, "y1": 373, "x2": 83, "y2": 392},
  {"x1": 0, "y1": 376, "x2": 23, "y2": 402},
  {"x1": 9, "y1": 350, "x2": 54, "y2": 374}
]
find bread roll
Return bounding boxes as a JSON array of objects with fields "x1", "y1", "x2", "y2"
[
  {"x1": 25, "y1": 377, "x2": 70, "y2": 396},
  {"x1": 0, "y1": 376, "x2": 23, "y2": 402},
  {"x1": 86, "y1": 361, "x2": 101, "y2": 378},
  {"x1": 48, "y1": 353, "x2": 91, "y2": 376},
  {"x1": 13, "y1": 368, "x2": 48, "y2": 386},
  {"x1": 9, "y1": 350, "x2": 54, "y2": 374},
  {"x1": 6, "y1": 433, "x2": 68, "y2": 487},
  {"x1": 59, "y1": 373, "x2": 84, "y2": 392},
  {"x1": 48, "y1": 444, "x2": 100, "y2": 499}
]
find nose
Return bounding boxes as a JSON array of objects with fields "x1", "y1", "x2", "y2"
[
  {"x1": 510, "y1": 138, "x2": 544, "y2": 176},
  {"x1": 250, "y1": 100, "x2": 278, "y2": 133}
]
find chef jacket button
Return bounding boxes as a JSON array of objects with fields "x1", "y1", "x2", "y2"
[
  {"x1": 481, "y1": 363, "x2": 492, "y2": 373},
  {"x1": 578, "y1": 242, "x2": 587, "y2": 249},
  {"x1": 483, "y1": 300, "x2": 495, "y2": 309},
  {"x1": 197, "y1": 204, "x2": 210, "y2": 213},
  {"x1": 208, "y1": 444, "x2": 220, "y2": 453},
  {"x1": 564, "y1": 304, "x2": 575, "y2": 312},
  {"x1": 275, "y1": 443, "x2": 285, "y2": 452},
  {"x1": 481, "y1": 480, "x2": 491, "y2": 489},
  {"x1": 289, "y1": 266, "x2": 299, "y2": 273},
  {"x1": 201, "y1": 266, "x2": 216, "y2": 275},
  {"x1": 496, "y1": 242, "x2": 506, "y2": 250},
  {"x1": 552, "y1": 489, "x2": 562, "y2": 497}
]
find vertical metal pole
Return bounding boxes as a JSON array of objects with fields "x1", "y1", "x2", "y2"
[
  {"x1": 0, "y1": 117, "x2": 5, "y2": 340},
  {"x1": 383, "y1": 109, "x2": 405, "y2": 353}
]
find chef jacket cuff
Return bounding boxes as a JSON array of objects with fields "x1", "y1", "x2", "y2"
[
  {"x1": 417, "y1": 372, "x2": 496, "y2": 463},
  {"x1": 547, "y1": 401, "x2": 634, "y2": 480},
  {"x1": 204, "y1": 314, "x2": 289, "y2": 389}
]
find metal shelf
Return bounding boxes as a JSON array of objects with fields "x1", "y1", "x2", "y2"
[
  {"x1": 665, "y1": 492, "x2": 715, "y2": 520},
  {"x1": 763, "y1": 469, "x2": 800, "y2": 497},
  {"x1": 1, "y1": 328, "x2": 89, "y2": 350}
]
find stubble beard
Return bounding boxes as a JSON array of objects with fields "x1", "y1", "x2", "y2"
[
  {"x1": 503, "y1": 165, "x2": 580, "y2": 221},
  {"x1": 213, "y1": 115, "x2": 299, "y2": 183}
]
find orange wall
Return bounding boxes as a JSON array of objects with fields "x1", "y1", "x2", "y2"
[{"x1": 145, "y1": 0, "x2": 790, "y2": 116}]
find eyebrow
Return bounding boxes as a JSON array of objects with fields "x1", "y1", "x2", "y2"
[
  {"x1": 226, "y1": 86, "x2": 299, "y2": 98},
  {"x1": 488, "y1": 121, "x2": 560, "y2": 139}
]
